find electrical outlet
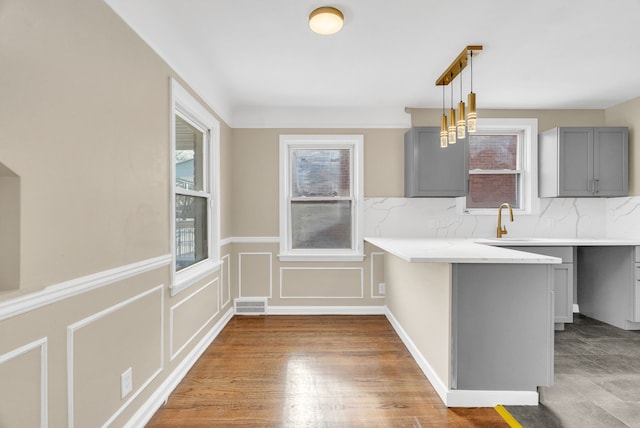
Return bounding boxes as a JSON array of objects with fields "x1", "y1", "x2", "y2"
[
  {"x1": 378, "y1": 283, "x2": 386, "y2": 295},
  {"x1": 121, "y1": 367, "x2": 133, "y2": 399}
]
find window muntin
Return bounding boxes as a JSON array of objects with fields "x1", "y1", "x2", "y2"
[
  {"x1": 466, "y1": 131, "x2": 523, "y2": 210},
  {"x1": 280, "y1": 135, "x2": 363, "y2": 261}
]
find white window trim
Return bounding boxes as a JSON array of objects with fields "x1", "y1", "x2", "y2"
[
  {"x1": 279, "y1": 135, "x2": 364, "y2": 262},
  {"x1": 458, "y1": 118, "x2": 539, "y2": 216},
  {"x1": 170, "y1": 78, "x2": 221, "y2": 296}
]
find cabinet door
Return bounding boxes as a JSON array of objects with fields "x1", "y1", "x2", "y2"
[
  {"x1": 558, "y1": 128, "x2": 594, "y2": 196},
  {"x1": 553, "y1": 263, "x2": 573, "y2": 323},
  {"x1": 594, "y1": 127, "x2": 628, "y2": 196},
  {"x1": 405, "y1": 127, "x2": 468, "y2": 197}
]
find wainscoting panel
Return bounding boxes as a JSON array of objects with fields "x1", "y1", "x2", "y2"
[
  {"x1": 170, "y1": 278, "x2": 220, "y2": 361},
  {"x1": 67, "y1": 285, "x2": 163, "y2": 428},
  {"x1": 239, "y1": 252, "x2": 273, "y2": 298},
  {"x1": 371, "y1": 252, "x2": 386, "y2": 299},
  {"x1": 0, "y1": 338, "x2": 47, "y2": 428},
  {"x1": 280, "y1": 267, "x2": 364, "y2": 299},
  {"x1": 221, "y1": 254, "x2": 231, "y2": 307}
]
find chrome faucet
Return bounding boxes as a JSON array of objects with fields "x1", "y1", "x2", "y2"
[{"x1": 497, "y1": 203, "x2": 514, "y2": 238}]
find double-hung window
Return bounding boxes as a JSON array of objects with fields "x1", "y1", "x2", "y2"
[
  {"x1": 463, "y1": 118, "x2": 538, "y2": 214},
  {"x1": 170, "y1": 79, "x2": 220, "y2": 295},
  {"x1": 279, "y1": 135, "x2": 363, "y2": 261}
]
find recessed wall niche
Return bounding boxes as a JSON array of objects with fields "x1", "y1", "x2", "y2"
[{"x1": 0, "y1": 162, "x2": 20, "y2": 291}]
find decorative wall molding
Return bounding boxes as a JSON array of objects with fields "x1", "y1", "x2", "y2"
[
  {"x1": 279, "y1": 267, "x2": 364, "y2": 299},
  {"x1": 239, "y1": 252, "x2": 273, "y2": 298},
  {"x1": 124, "y1": 308, "x2": 234, "y2": 428},
  {"x1": 0, "y1": 337, "x2": 48, "y2": 428},
  {"x1": 0, "y1": 254, "x2": 172, "y2": 322},
  {"x1": 231, "y1": 236, "x2": 279, "y2": 244},
  {"x1": 66, "y1": 285, "x2": 164, "y2": 428},
  {"x1": 170, "y1": 278, "x2": 220, "y2": 361}
]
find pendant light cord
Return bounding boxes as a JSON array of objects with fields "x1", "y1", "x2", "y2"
[{"x1": 470, "y1": 51, "x2": 473, "y2": 93}]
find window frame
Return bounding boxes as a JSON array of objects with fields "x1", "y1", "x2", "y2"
[
  {"x1": 279, "y1": 135, "x2": 364, "y2": 262},
  {"x1": 170, "y1": 78, "x2": 221, "y2": 296},
  {"x1": 460, "y1": 118, "x2": 539, "y2": 216}
]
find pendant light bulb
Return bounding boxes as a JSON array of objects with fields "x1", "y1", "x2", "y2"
[
  {"x1": 440, "y1": 114, "x2": 448, "y2": 148},
  {"x1": 457, "y1": 101, "x2": 466, "y2": 139},
  {"x1": 467, "y1": 92, "x2": 477, "y2": 133},
  {"x1": 448, "y1": 108, "x2": 457, "y2": 144}
]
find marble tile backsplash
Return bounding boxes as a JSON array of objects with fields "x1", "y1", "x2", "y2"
[{"x1": 363, "y1": 197, "x2": 626, "y2": 239}]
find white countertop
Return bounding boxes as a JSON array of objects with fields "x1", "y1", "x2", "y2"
[
  {"x1": 365, "y1": 236, "x2": 640, "y2": 264},
  {"x1": 365, "y1": 237, "x2": 562, "y2": 264},
  {"x1": 474, "y1": 237, "x2": 640, "y2": 246}
]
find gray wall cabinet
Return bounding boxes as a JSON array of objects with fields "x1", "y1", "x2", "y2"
[
  {"x1": 539, "y1": 127, "x2": 628, "y2": 197},
  {"x1": 404, "y1": 127, "x2": 468, "y2": 197}
]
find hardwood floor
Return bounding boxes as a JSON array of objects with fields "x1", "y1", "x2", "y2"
[{"x1": 147, "y1": 315, "x2": 509, "y2": 427}]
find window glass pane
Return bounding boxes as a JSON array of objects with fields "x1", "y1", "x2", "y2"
[
  {"x1": 469, "y1": 134, "x2": 518, "y2": 170},
  {"x1": 175, "y1": 115, "x2": 205, "y2": 191},
  {"x1": 175, "y1": 195, "x2": 208, "y2": 270},
  {"x1": 291, "y1": 149, "x2": 351, "y2": 197},
  {"x1": 291, "y1": 201, "x2": 351, "y2": 249},
  {"x1": 467, "y1": 174, "x2": 519, "y2": 209}
]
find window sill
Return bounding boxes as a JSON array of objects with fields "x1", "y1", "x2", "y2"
[
  {"x1": 170, "y1": 259, "x2": 222, "y2": 297},
  {"x1": 278, "y1": 254, "x2": 365, "y2": 262}
]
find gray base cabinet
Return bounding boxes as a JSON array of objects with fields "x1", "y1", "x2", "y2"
[
  {"x1": 404, "y1": 127, "x2": 468, "y2": 197},
  {"x1": 578, "y1": 246, "x2": 640, "y2": 330},
  {"x1": 452, "y1": 264, "x2": 553, "y2": 390},
  {"x1": 507, "y1": 246, "x2": 575, "y2": 325},
  {"x1": 539, "y1": 127, "x2": 628, "y2": 197}
]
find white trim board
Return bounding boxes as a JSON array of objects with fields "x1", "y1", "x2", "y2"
[
  {"x1": 0, "y1": 254, "x2": 171, "y2": 322},
  {"x1": 124, "y1": 308, "x2": 234, "y2": 428},
  {"x1": 384, "y1": 306, "x2": 539, "y2": 407},
  {"x1": 267, "y1": 306, "x2": 385, "y2": 315}
]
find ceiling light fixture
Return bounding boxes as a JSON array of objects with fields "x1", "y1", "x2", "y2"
[
  {"x1": 435, "y1": 45, "x2": 483, "y2": 146},
  {"x1": 309, "y1": 7, "x2": 344, "y2": 35}
]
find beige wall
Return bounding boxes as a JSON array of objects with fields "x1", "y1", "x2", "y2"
[
  {"x1": 606, "y1": 96, "x2": 640, "y2": 195},
  {"x1": 0, "y1": 0, "x2": 233, "y2": 426},
  {"x1": 231, "y1": 128, "x2": 406, "y2": 237}
]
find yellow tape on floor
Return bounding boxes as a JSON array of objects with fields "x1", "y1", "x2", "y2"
[{"x1": 495, "y1": 405, "x2": 523, "y2": 428}]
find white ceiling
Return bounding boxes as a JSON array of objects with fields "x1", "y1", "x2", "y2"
[{"x1": 104, "y1": 0, "x2": 640, "y2": 128}]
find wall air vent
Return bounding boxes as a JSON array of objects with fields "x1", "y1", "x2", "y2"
[{"x1": 234, "y1": 298, "x2": 267, "y2": 315}]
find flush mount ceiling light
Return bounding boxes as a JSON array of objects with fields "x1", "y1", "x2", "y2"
[
  {"x1": 309, "y1": 7, "x2": 344, "y2": 35},
  {"x1": 436, "y1": 45, "x2": 483, "y2": 147}
]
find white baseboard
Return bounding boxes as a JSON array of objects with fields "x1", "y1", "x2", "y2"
[
  {"x1": 267, "y1": 305, "x2": 385, "y2": 315},
  {"x1": 384, "y1": 306, "x2": 540, "y2": 407},
  {"x1": 446, "y1": 389, "x2": 539, "y2": 407},
  {"x1": 124, "y1": 307, "x2": 234, "y2": 428},
  {"x1": 383, "y1": 307, "x2": 449, "y2": 403}
]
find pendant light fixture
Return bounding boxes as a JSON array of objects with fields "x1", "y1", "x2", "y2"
[
  {"x1": 440, "y1": 85, "x2": 448, "y2": 148},
  {"x1": 434, "y1": 45, "x2": 482, "y2": 147},
  {"x1": 467, "y1": 50, "x2": 477, "y2": 133},
  {"x1": 448, "y1": 82, "x2": 457, "y2": 144},
  {"x1": 309, "y1": 7, "x2": 344, "y2": 35},
  {"x1": 457, "y1": 70, "x2": 466, "y2": 139}
]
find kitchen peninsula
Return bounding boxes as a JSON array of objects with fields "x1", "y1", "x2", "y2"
[{"x1": 365, "y1": 237, "x2": 561, "y2": 407}]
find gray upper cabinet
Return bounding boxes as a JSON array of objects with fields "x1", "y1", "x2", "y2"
[
  {"x1": 404, "y1": 127, "x2": 468, "y2": 197},
  {"x1": 539, "y1": 127, "x2": 628, "y2": 197}
]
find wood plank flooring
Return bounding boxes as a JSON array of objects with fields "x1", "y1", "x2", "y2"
[{"x1": 147, "y1": 315, "x2": 509, "y2": 427}]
